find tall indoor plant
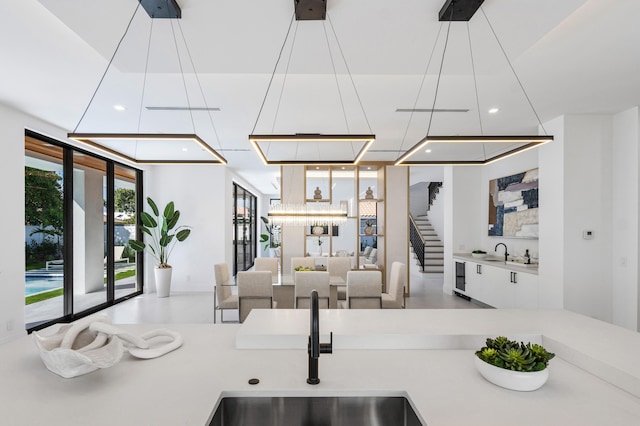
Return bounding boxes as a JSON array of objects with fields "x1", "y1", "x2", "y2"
[
  {"x1": 259, "y1": 216, "x2": 280, "y2": 256},
  {"x1": 129, "y1": 197, "x2": 191, "y2": 297}
]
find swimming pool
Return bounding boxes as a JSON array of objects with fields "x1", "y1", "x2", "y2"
[{"x1": 25, "y1": 275, "x2": 63, "y2": 296}]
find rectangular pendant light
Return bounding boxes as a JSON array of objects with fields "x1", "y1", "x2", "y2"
[
  {"x1": 68, "y1": 133, "x2": 228, "y2": 165},
  {"x1": 394, "y1": 135, "x2": 553, "y2": 166},
  {"x1": 249, "y1": 134, "x2": 375, "y2": 165}
]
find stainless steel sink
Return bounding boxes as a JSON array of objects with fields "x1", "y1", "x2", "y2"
[{"x1": 208, "y1": 396, "x2": 424, "y2": 426}]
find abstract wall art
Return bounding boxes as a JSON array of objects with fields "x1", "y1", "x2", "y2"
[{"x1": 488, "y1": 168, "x2": 539, "y2": 238}]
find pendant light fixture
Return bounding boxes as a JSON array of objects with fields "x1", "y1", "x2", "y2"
[
  {"x1": 249, "y1": 2, "x2": 375, "y2": 165},
  {"x1": 394, "y1": 0, "x2": 552, "y2": 166},
  {"x1": 68, "y1": 1, "x2": 227, "y2": 165}
]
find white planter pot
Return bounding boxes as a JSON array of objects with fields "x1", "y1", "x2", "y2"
[
  {"x1": 474, "y1": 356, "x2": 549, "y2": 391},
  {"x1": 154, "y1": 267, "x2": 173, "y2": 298}
]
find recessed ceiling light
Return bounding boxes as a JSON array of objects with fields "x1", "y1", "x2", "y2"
[
  {"x1": 488, "y1": 108, "x2": 499, "y2": 114},
  {"x1": 113, "y1": 105, "x2": 126, "y2": 111},
  {"x1": 182, "y1": 148, "x2": 188, "y2": 152},
  {"x1": 425, "y1": 149, "x2": 432, "y2": 153}
]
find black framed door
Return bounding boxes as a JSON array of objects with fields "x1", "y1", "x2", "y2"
[{"x1": 233, "y1": 183, "x2": 257, "y2": 275}]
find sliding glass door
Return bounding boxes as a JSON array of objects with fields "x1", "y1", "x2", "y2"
[
  {"x1": 233, "y1": 183, "x2": 257, "y2": 275},
  {"x1": 25, "y1": 131, "x2": 142, "y2": 331}
]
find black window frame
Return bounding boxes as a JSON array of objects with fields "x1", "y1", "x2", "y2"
[{"x1": 25, "y1": 129, "x2": 144, "y2": 333}]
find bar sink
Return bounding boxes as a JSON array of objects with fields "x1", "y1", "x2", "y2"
[{"x1": 208, "y1": 396, "x2": 423, "y2": 426}]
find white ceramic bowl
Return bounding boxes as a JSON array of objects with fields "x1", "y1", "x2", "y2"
[
  {"x1": 471, "y1": 253, "x2": 487, "y2": 259},
  {"x1": 474, "y1": 356, "x2": 549, "y2": 391}
]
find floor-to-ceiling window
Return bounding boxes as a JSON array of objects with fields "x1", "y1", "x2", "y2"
[
  {"x1": 24, "y1": 131, "x2": 143, "y2": 331},
  {"x1": 233, "y1": 183, "x2": 257, "y2": 275}
]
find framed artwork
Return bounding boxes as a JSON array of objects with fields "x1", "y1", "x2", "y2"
[{"x1": 488, "y1": 168, "x2": 539, "y2": 238}]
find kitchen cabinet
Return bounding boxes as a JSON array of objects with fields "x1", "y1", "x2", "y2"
[{"x1": 453, "y1": 256, "x2": 538, "y2": 309}]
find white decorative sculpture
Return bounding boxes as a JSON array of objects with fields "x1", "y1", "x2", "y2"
[{"x1": 33, "y1": 315, "x2": 183, "y2": 378}]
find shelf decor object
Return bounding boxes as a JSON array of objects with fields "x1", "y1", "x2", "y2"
[
  {"x1": 68, "y1": 1, "x2": 226, "y2": 165},
  {"x1": 394, "y1": 0, "x2": 552, "y2": 166},
  {"x1": 248, "y1": 6, "x2": 374, "y2": 165}
]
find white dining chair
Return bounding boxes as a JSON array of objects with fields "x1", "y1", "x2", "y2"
[
  {"x1": 382, "y1": 261, "x2": 406, "y2": 309},
  {"x1": 213, "y1": 263, "x2": 238, "y2": 323},
  {"x1": 294, "y1": 271, "x2": 330, "y2": 309},
  {"x1": 237, "y1": 271, "x2": 277, "y2": 323},
  {"x1": 254, "y1": 257, "x2": 279, "y2": 284},
  {"x1": 341, "y1": 270, "x2": 382, "y2": 309}
]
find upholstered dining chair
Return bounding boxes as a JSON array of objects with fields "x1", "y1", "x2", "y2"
[
  {"x1": 341, "y1": 270, "x2": 383, "y2": 309},
  {"x1": 254, "y1": 257, "x2": 279, "y2": 284},
  {"x1": 327, "y1": 256, "x2": 351, "y2": 301},
  {"x1": 382, "y1": 261, "x2": 406, "y2": 309},
  {"x1": 213, "y1": 262, "x2": 238, "y2": 323},
  {"x1": 294, "y1": 271, "x2": 330, "y2": 309},
  {"x1": 237, "y1": 271, "x2": 276, "y2": 323}
]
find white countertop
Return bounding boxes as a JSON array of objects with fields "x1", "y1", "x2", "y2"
[
  {"x1": 1, "y1": 310, "x2": 640, "y2": 425},
  {"x1": 454, "y1": 252, "x2": 539, "y2": 274}
]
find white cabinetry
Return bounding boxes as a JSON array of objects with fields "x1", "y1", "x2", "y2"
[{"x1": 454, "y1": 257, "x2": 538, "y2": 309}]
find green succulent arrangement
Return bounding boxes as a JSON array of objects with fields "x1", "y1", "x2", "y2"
[
  {"x1": 476, "y1": 336, "x2": 555, "y2": 372},
  {"x1": 472, "y1": 249, "x2": 487, "y2": 254},
  {"x1": 294, "y1": 266, "x2": 315, "y2": 272}
]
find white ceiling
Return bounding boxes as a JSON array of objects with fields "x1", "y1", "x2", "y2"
[{"x1": 2, "y1": 0, "x2": 639, "y2": 194}]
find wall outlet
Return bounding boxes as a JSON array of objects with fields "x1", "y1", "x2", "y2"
[{"x1": 583, "y1": 230, "x2": 594, "y2": 240}]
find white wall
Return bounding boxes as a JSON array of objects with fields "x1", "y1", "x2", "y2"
[
  {"x1": 443, "y1": 166, "x2": 483, "y2": 294},
  {"x1": 611, "y1": 107, "x2": 640, "y2": 330},
  {"x1": 409, "y1": 182, "x2": 429, "y2": 218},
  {"x1": 144, "y1": 165, "x2": 227, "y2": 293},
  {"x1": 385, "y1": 166, "x2": 409, "y2": 289},
  {"x1": 562, "y1": 115, "x2": 614, "y2": 323},
  {"x1": 427, "y1": 182, "x2": 445, "y2": 243},
  {"x1": 538, "y1": 116, "x2": 565, "y2": 309}
]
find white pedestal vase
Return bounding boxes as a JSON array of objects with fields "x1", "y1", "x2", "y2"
[{"x1": 154, "y1": 266, "x2": 173, "y2": 298}]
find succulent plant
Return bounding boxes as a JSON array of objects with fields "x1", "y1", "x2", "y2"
[{"x1": 476, "y1": 336, "x2": 555, "y2": 372}]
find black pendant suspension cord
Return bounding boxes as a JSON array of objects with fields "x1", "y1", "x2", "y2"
[
  {"x1": 323, "y1": 19, "x2": 350, "y2": 135},
  {"x1": 72, "y1": 2, "x2": 142, "y2": 133},
  {"x1": 251, "y1": 13, "x2": 296, "y2": 136},
  {"x1": 135, "y1": 15, "x2": 154, "y2": 159},
  {"x1": 271, "y1": 20, "x2": 299, "y2": 134},
  {"x1": 481, "y1": 7, "x2": 548, "y2": 136},
  {"x1": 327, "y1": 14, "x2": 374, "y2": 136},
  {"x1": 424, "y1": 7, "x2": 455, "y2": 145},
  {"x1": 169, "y1": 18, "x2": 196, "y2": 135},
  {"x1": 397, "y1": 23, "x2": 444, "y2": 158},
  {"x1": 176, "y1": 19, "x2": 224, "y2": 153},
  {"x1": 466, "y1": 21, "x2": 486, "y2": 160}
]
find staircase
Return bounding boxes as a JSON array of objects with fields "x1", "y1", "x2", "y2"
[{"x1": 411, "y1": 216, "x2": 444, "y2": 273}]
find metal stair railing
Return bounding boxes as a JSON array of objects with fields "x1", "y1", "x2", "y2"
[
  {"x1": 409, "y1": 214, "x2": 426, "y2": 272},
  {"x1": 427, "y1": 182, "x2": 442, "y2": 211}
]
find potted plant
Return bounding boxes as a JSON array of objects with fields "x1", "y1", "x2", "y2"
[
  {"x1": 129, "y1": 197, "x2": 191, "y2": 298},
  {"x1": 471, "y1": 249, "x2": 487, "y2": 259},
  {"x1": 363, "y1": 220, "x2": 374, "y2": 236},
  {"x1": 475, "y1": 336, "x2": 555, "y2": 391},
  {"x1": 259, "y1": 216, "x2": 280, "y2": 256}
]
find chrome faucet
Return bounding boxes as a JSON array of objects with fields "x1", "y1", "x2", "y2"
[
  {"x1": 524, "y1": 249, "x2": 531, "y2": 264},
  {"x1": 495, "y1": 243, "x2": 509, "y2": 262},
  {"x1": 307, "y1": 290, "x2": 333, "y2": 385}
]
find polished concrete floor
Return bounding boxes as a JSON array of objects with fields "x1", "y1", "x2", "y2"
[{"x1": 99, "y1": 264, "x2": 483, "y2": 325}]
